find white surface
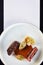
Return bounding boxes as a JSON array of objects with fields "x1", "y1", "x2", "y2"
[
  {"x1": 4, "y1": 0, "x2": 40, "y2": 29},
  {"x1": 0, "y1": 23, "x2": 43, "y2": 65}
]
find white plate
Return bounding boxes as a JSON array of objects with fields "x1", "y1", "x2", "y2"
[{"x1": 0, "y1": 23, "x2": 43, "y2": 65}]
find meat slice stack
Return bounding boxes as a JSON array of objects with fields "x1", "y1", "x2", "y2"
[
  {"x1": 7, "y1": 41, "x2": 38, "y2": 62},
  {"x1": 15, "y1": 45, "x2": 33, "y2": 58}
]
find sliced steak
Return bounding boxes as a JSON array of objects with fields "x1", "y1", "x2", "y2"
[
  {"x1": 27, "y1": 47, "x2": 38, "y2": 61},
  {"x1": 7, "y1": 41, "x2": 20, "y2": 55}
]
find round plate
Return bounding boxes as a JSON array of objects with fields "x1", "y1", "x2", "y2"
[{"x1": 0, "y1": 23, "x2": 43, "y2": 65}]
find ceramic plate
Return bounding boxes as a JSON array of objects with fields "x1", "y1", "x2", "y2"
[{"x1": 0, "y1": 23, "x2": 43, "y2": 65}]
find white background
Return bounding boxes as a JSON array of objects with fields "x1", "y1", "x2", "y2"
[{"x1": 4, "y1": 0, "x2": 40, "y2": 29}]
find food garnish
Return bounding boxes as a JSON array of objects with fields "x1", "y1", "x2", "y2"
[
  {"x1": 25, "y1": 36, "x2": 35, "y2": 45},
  {"x1": 16, "y1": 55, "x2": 24, "y2": 60},
  {"x1": 19, "y1": 41, "x2": 26, "y2": 50}
]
